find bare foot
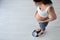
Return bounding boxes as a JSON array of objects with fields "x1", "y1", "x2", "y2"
[
  {"x1": 36, "y1": 29, "x2": 41, "y2": 32},
  {"x1": 38, "y1": 30, "x2": 44, "y2": 36}
]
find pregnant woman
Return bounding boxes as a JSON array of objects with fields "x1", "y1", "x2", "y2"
[{"x1": 33, "y1": 0, "x2": 57, "y2": 36}]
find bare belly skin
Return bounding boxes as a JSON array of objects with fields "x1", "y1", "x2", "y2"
[{"x1": 35, "y1": 13, "x2": 49, "y2": 22}]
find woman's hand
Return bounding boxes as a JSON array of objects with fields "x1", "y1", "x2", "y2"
[
  {"x1": 38, "y1": 17, "x2": 49, "y2": 23},
  {"x1": 37, "y1": 20, "x2": 46, "y2": 23}
]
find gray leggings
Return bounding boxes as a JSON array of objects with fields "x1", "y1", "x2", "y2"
[{"x1": 39, "y1": 22, "x2": 48, "y2": 31}]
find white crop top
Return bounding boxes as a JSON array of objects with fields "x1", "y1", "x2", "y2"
[{"x1": 37, "y1": 5, "x2": 52, "y2": 18}]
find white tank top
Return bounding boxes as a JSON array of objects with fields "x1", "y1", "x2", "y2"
[{"x1": 37, "y1": 5, "x2": 52, "y2": 18}]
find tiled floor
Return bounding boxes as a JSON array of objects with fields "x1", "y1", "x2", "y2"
[{"x1": 0, "y1": 0, "x2": 60, "y2": 40}]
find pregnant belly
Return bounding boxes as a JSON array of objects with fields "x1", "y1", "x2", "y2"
[{"x1": 35, "y1": 13, "x2": 49, "y2": 21}]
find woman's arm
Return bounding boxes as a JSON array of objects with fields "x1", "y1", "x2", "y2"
[
  {"x1": 34, "y1": 11, "x2": 38, "y2": 16},
  {"x1": 39, "y1": 7, "x2": 57, "y2": 22}
]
